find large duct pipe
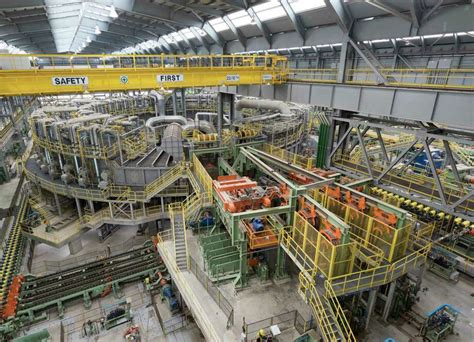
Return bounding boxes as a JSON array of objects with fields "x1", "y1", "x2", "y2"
[
  {"x1": 149, "y1": 90, "x2": 166, "y2": 116},
  {"x1": 145, "y1": 116, "x2": 188, "y2": 130},
  {"x1": 195, "y1": 112, "x2": 230, "y2": 125},
  {"x1": 182, "y1": 120, "x2": 216, "y2": 134},
  {"x1": 236, "y1": 99, "x2": 292, "y2": 116}
]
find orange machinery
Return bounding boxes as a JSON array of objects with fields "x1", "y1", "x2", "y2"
[
  {"x1": 242, "y1": 218, "x2": 279, "y2": 250},
  {"x1": 2, "y1": 275, "x2": 25, "y2": 320},
  {"x1": 288, "y1": 168, "x2": 337, "y2": 185},
  {"x1": 298, "y1": 197, "x2": 343, "y2": 245},
  {"x1": 213, "y1": 174, "x2": 287, "y2": 213}
]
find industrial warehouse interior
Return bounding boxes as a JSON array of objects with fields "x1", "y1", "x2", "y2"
[{"x1": 0, "y1": 0, "x2": 473, "y2": 341}]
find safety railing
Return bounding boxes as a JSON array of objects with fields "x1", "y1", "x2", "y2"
[
  {"x1": 280, "y1": 222, "x2": 356, "y2": 280},
  {"x1": 298, "y1": 273, "x2": 356, "y2": 342},
  {"x1": 321, "y1": 193, "x2": 412, "y2": 262},
  {"x1": 155, "y1": 232, "x2": 221, "y2": 342},
  {"x1": 28, "y1": 194, "x2": 52, "y2": 225},
  {"x1": 351, "y1": 134, "x2": 416, "y2": 162},
  {"x1": 32, "y1": 131, "x2": 118, "y2": 160},
  {"x1": 261, "y1": 143, "x2": 314, "y2": 170},
  {"x1": 328, "y1": 236, "x2": 431, "y2": 296},
  {"x1": 0, "y1": 53, "x2": 288, "y2": 71},
  {"x1": 289, "y1": 68, "x2": 474, "y2": 90},
  {"x1": 450, "y1": 142, "x2": 474, "y2": 167},
  {"x1": 192, "y1": 154, "x2": 213, "y2": 201},
  {"x1": 244, "y1": 309, "x2": 313, "y2": 338},
  {"x1": 323, "y1": 280, "x2": 357, "y2": 341},
  {"x1": 143, "y1": 162, "x2": 185, "y2": 200},
  {"x1": 188, "y1": 256, "x2": 234, "y2": 328}
]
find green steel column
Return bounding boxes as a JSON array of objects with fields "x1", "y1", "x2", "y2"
[{"x1": 274, "y1": 245, "x2": 289, "y2": 280}]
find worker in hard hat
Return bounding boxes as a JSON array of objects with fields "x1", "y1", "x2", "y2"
[{"x1": 256, "y1": 329, "x2": 269, "y2": 342}]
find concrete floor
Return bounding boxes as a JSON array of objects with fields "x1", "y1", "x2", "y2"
[
  {"x1": 31, "y1": 224, "x2": 148, "y2": 273},
  {"x1": 186, "y1": 233, "x2": 313, "y2": 341},
  {"x1": 16, "y1": 281, "x2": 205, "y2": 342},
  {"x1": 0, "y1": 176, "x2": 20, "y2": 209}
]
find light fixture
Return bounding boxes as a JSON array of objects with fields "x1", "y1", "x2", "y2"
[
  {"x1": 250, "y1": 14, "x2": 256, "y2": 24},
  {"x1": 86, "y1": 36, "x2": 92, "y2": 43},
  {"x1": 95, "y1": 25, "x2": 101, "y2": 35},
  {"x1": 82, "y1": 42, "x2": 87, "y2": 48},
  {"x1": 109, "y1": 5, "x2": 118, "y2": 18}
]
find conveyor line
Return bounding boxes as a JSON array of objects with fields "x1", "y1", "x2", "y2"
[{"x1": 14, "y1": 244, "x2": 161, "y2": 315}]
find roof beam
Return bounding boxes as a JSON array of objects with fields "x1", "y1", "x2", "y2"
[
  {"x1": 122, "y1": 0, "x2": 203, "y2": 28},
  {"x1": 421, "y1": 0, "x2": 442, "y2": 24},
  {"x1": 324, "y1": 0, "x2": 354, "y2": 34},
  {"x1": 178, "y1": 31, "x2": 197, "y2": 54},
  {"x1": 223, "y1": 16, "x2": 246, "y2": 48},
  {"x1": 409, "y1": 0, "x2": 423, "y2": 28},
  {"x1": 247, "y1": 7, "x2": 271, "y2": 45},
  {"x1": 281, "y1": 0, "x2": 306, "y2": 40},
  {"x1": 190, "y1": 26, "x2": 211, "y2": 52},
  {"x1": 158, "y1": 38, "x2": 174, "y2": 54},
  {"x1": 223, "y1": 0, "x2": 249, "y2": 10},
  {"x1": 202, "y1": 22, "x2": 225, "y2": 47},
  {"x1": 364, "y1": 1, "x2": 413, "y2": 24},
  {"x1": 349, "y1": 40, "x2": 390, "y2": 84}
]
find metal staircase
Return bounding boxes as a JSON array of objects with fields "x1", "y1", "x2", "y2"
[
  {"x1": 170, "y1": 205, "x2": 188, "y2": 271},
  {"x1": 144, "y1": 162, "x2": 186, "y2": 200},
  {"x1": 299, "y1": 273, "x2": 356, "y2": 342}
]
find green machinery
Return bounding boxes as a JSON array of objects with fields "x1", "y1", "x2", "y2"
[
  {"x1": 103, "y1": 298, "x2": 133, "y2": 330},
  {"x1": 12, "y1": 329, "x2": 51, "y2": 342},
  {"x1": 315, "y1": 113, "x2": 330, "y2": 168},
  {"x1": 390, "y1": 276, "x2": 419, "y2": 320},
  {"x1": 421, "y1": 304, "x2": 459, "y2": 342},
  {"x1": 294, "y1": 330, "x2": 320, "y2": 342},
  {"x1": 428, "y1": 247, "x2": 460, "y2": 282},
  {"x1": 199, "y1": 231, "x2": 240, "y2": 282}
]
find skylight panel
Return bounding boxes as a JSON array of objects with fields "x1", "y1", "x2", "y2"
[
  {"x1": 228, "y1": 10, "x2": 253, "y2": 27},
  {"x1": 209, "y1": 17, "x2": 229, "y2": 32},
  {"x1": 170, "y1": 32, "x2": 183, "y2": 42},
  {"x1": 253, "y1": 2, "x2": 286, "y2": 21},
  {"x1": 181, "y1": 28, "x2": 195, "y2": 39},
  {"x1": 289, "y1": 0, "x2": 326, "y2": 13},
  {"x1": 163, "y1": 35, "x2": 173, "y2": 44}
]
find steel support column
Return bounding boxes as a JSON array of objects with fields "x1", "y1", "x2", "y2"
[
  {"x1": 443, "y1": 140, "x2": 461, "y2": 184},
  {"x1": 423, "y1": 139, "x2": 447, "y2": 206},
  {"x1": 356, "y1": 126, "x2": 374, "y2": 179},
  {"x1": 376, "y1": 139, "x2": 419, "y2": 183},
  {"x1": 375, "y1": 128, "x2": 390, "y2": 163}
]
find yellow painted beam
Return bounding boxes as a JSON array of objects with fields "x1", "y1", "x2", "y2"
[{"x1": 0, "y1": 54, "x2": 288, "y2": 96}]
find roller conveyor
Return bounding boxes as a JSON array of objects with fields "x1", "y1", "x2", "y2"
[
  {"x1": 13, "y1": 244, "x2": 162, "y2": 316},
  {"x1": 334, "y1": 159, "x2": 474, "y2": 213}
]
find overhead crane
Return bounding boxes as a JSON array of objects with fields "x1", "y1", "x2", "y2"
[{"x1": 0, "y1": 54, "x2": 288, "y2": 96}]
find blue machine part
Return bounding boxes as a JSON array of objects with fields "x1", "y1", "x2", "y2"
[
  {"x1": 412, "y1": 149, "x2": 444, "y2": 172},
  {"x1": 162, "y1": 284, "x2": 179, "y2": 312},
  {"x1": 426, "y1": 304, "x2": 459, "y2": 318},
  {"x1": 251, "y1": 218, "x2": 264, "y2": 232},
  {"x1": 200, "y1": 216, "x2": 214, "y2": 226}
]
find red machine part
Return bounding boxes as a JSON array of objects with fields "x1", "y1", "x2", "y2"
[
  {"x1": 320, "y1": 220, "x2": 342, "y2": 245},
  {"x1": 298, "y1": 197, "x2": 341, "y2": 245},
  {"x1": 298, "y1": 197, "x2": 317, "y2": 226},
  {"x1": 373, "y1": 207, "x2": 398, "y2": 227},
  {"x1": 326, "y1": 185, "x2": 341, "y2": 200},
  {"x1": 2, "y1": 275, "x2": 25, "y2": 320},
  {"x1": 213, "y1": 175, "x2": 286, "y2": 213},
  {"x1": 288, "y1": 168, "x2": 337, "y2": 185},
  {"x1": 345, "y1": 191, "x2": 367, "y2": 212}
]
